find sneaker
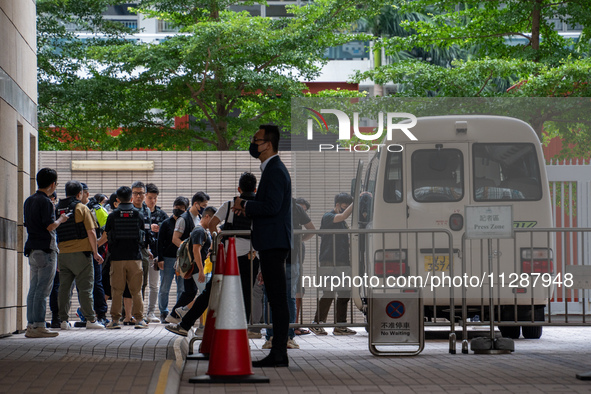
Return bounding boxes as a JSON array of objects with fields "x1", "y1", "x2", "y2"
[
  {"x1": 333, "y1": 327, "x2": 357, "y2": 336},
  {"x1": 76, "y1": 307, "x2": 87, "y2": 322},
  {"x1": 147, "y1": 312, "x2": 160, "y2": 323},
  {"x1": 165, "y1": 313, "x2": 181, "y2": 324},
  {"x1": 25, "y1": 326, "x2": 59, "y2": 338},
  {"x1": 262, "y1": 337, "x2": 273, "y2": 349},
  {"x1": 248, "y1": 331, "x2": 262, "y2": 339},
  {"x1": 86, "y1": 320, "x2": 106, "y2": 329},
  {"x1": 50, "y1": 315, "x2": 61, "y2": 329},
  {"x1": 310, "y1": 324, "x2": 327, "y2": 336},
  {"x1": 160, "y1": 312, "x2": 168, "y2": 324},
  {"x1": 174, "y1": 306, "x2": 189, "y2": 319},
  {"x1": 165, "y1": 324, "x2": 188, "y2": 337},
  {"x1": 195, "y1": 327, "x2": 204, "y2": 339},
  {"x1": 106, "y1": 321, "x2": 121, "y2": 329},
  {"x1": 287, "y1": 338, "x2": 300, "y2": 349},
  {"x1": 98, "y1": 317, "x2": 110, "y2": 326},
  {"x1": 74, "y1": 321, "x2": 87, "y2": 328},
  {"x1": 134, "y1": 319, "x2": 149, "y2": 329},
  {"x1": 60, "y1": 321, "x2": 73, "y2": 330}
]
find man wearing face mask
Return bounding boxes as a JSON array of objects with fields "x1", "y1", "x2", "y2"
[
  {"x1": 166, "y1": 191, "x2": 210, "y2": 323},
  {"x1": 310, "y1": 192, "x2": 356, "y2": 336},
  {"x1": 157, "y1": 197, "x2": 189, "y2": 323},
  {"x1": 232, "y1": 125, "x2": 292, "y2": 368}
]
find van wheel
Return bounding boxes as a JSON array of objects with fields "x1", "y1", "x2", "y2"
[
  {"x1": 522, "y1": 326, "x2": 542, "y2": 339},
  {"x1": 499, "y1": 326, "x2": 520, "y2": 339}
]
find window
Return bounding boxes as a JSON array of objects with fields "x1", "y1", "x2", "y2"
[
  {"x1": 384, "y1": 151, "x2": 403, "y2": 203},
  {"x1": 412, "y1": 149, "x2": 463, "y2": 202},
  {"x1": 473, "y1": 143, "x2": 542, "y2": 201}
]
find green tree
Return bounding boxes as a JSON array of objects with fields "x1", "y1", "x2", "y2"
[
  {"x1": 38, "y1": 0, "x2": 381, "y2": 151},
  {"x1": 389, "y1": 0, "x2": 591, "y2": 63}
]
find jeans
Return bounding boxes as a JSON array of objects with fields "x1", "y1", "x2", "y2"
[
  {"x1": 158, "y1": 256, "x2": 184, "y2": 314},
  {"x1": 148, "y1": 261, "x2": 159, "y2": 314},
  {"x1": 27, "y1": 250, "x2": 58, "y2": 328},
  {"x1": 238, "y1": 254, "x2": 259, "y2": 322}
]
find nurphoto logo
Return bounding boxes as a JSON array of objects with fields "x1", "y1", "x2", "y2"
[{"x1": 304, "y1": 108, "x2": 419, "y2": 152}]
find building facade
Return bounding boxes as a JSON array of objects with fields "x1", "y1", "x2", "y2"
[{"x1": 0, "y1": 0, "x2": 38, "y2": 336}]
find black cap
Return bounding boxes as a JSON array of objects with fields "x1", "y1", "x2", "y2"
[{"x1": 81, "y1": 182, "x2": 88, "y2": 191}]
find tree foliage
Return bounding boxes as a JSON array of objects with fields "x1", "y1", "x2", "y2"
[{"x1": 37, "y1": 0, "x2": 380, "y2": 151}]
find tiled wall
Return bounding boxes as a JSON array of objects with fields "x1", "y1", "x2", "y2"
[{"x1": 0, "y1": 0, "x2": 37, "y2": 336}]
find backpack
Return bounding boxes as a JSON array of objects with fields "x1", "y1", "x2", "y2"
[{"x1": 174, "y1": 237, "x2": 194, "y2": 279}]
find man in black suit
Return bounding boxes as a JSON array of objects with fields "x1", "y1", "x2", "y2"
[{"x1": 233, "y1": 124, "x2": 292, "y2": 368}]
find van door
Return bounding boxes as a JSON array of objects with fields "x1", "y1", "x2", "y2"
[{"x1": 405, "y1": 143, "x2": 469, "y2": 276}]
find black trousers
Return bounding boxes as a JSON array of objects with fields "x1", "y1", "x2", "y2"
[
  {"x1": 171, "y1": 276, "x2": 197, "y2": 318},
  {"x1": 180, "y1": 275, "x2": 212, "y2": 331},
  {"x1": 259, "y1": 248, "x2": 289, "y2": 355}
]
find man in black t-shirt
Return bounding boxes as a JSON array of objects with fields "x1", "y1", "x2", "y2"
[
  {"x1": 23, "y1": 168, "x2": 68, "y2": 338},
  {"x1": 165, "y1": 207, "x2": 217, "y2": 336},
  {"x1": 311, "y1": 192, "x2": 357, "y2": 336}
]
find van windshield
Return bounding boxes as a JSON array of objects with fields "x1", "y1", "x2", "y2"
[
  {"x1": 473, "y1": 143, "x2": 542, "y2": 201},
  {"x1": 412, "y1": 149, "x2": 464, "y2": 202}
]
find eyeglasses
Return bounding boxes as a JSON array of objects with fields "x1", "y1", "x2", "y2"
[
  {"x1": 55, "y1": 182, "x2": 59, "y2": 187},
  {"x1": 132, "y1": 192, "x2": 145, "y2": 196},
  {"x1": 252, "y1": 137, "x2": 268, "y2": 143}
]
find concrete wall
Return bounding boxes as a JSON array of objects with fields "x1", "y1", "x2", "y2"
[{"x1": 0, "y1": 0, "x2": 38, "y2": 336}]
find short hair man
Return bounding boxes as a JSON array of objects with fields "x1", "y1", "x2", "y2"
[
  {"x1": 232, "y1": 124, "x2": 292, "y2": 367},
  {"x1": 103, "y1": 186, "x2": 147, "y2": 329},
  {"x1": 144, "y1": 183, "x2": 169, "y2": 323},
  {"x1": 131, "y1": 181, "x2": 154, "y2": 313},
  {"x1": 157, "y1": 196, "x2": 188, "y2": 323},
  {"x1": 23, "y1": 168, "x2": 68, "y2": 338},
  {"x1": 311, "y1": 192, "x2": 356, "y2": 336},
  {"x1": 165, "y1": 206, "x2": 218, "y2": 336},
  {"x1": 56, "y1": 180, "x2": 105, "y2": 330},
  {"x1": 165, "y1": 191, "x2": 209, "y2": 323}
]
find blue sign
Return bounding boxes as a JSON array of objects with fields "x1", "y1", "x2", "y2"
[{"x1": 386, "y1": 301, "x2": 405, "y2": 319}]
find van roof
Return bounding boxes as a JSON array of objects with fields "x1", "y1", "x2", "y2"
[{"x1": 395, "y1": 115, "x2": 541, "y2": 144}]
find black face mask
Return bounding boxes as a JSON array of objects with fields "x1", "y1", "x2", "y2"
[
  {"x1": 173, "y1": 209, "x2": 185, "y2": 218},
  {"x1": 198, "y1": 206, "x2": 205, "y2": 216},
  {"x1": 249, "y1": 143, "x2": 261, "y2": 159}
]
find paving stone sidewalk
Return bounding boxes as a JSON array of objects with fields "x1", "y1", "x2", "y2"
[
  {"x1": 2, "y1": 325, "x2": 591, "y2": 393},
  {"x1": 181, "y1": 326, "x2": 591, "y2": 394},
  {"x1": 0, "y1": 324, "x2": 180, "y2": 394}
]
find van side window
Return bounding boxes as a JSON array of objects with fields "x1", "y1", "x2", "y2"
[
  {"x1": 412, "y1": 149, "x2": 464, "y2": 202},
  {"x1": 473, "y1": 143, "x2": 542, "y2": 201},
  {"x1": 384, "y1": 152, "x2": 403, "y2": 203}
]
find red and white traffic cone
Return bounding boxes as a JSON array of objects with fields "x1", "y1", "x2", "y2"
[
  {"x1": 187, "y1": 241, "x2": 225, "y2": 361},
  {"x1": 190, "y1": 237, "x2": 269, "y2": 384}
]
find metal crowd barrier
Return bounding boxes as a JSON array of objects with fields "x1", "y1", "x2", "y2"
[
  {"x1": 459, "y1": 227, "x2": 591, "y2": 353},
  {"x1": 210, "y1": 228, "x2": 455, "y2": 355}
]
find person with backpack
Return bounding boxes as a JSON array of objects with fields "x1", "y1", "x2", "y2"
[
  {"x1": 103, "y1": 186, "x2": 147, "y2": 329},
  {"x1": 165, "y1": 206, "x2": 217, "y2": 336},
  {"x1": 165, "y1": 191, "x2": 210, "y2": 323},
  {"x1": 157, "y1": 196, "x2": 188, "y2": 323}
]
